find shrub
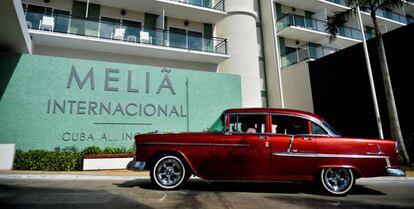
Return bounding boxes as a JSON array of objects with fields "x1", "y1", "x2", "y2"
[
  {"x1": 13, "y1": 149, "x2": 82, "y2": 171},
  {"x1": 13, "y1": 145, "x2": 135, "y2": 171}
]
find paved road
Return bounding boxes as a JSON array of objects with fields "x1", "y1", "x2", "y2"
[{"x1": 1, "y1": 178, "x2": 413, "y2": 209}]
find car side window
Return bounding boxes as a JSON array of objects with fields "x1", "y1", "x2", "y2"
[
  {"x1": 229, "y1": 114, "x2": 266, "y2": 134},
  {"x1": 311, "y1": 122, "x2": 328, "y2": 135},
  {"x1": 271, "y1": 115, "x2": 309, "y2": 135}
]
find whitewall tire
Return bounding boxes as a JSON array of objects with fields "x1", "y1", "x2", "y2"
[
  {"x1": 320, "y1": 168, "x2": 354, "y2": 195},
  {"x1": 151, "y1": 155, "x2": 186, "y2": 190}
]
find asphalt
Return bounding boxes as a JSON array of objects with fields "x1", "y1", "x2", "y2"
[{"x1": 1, "y1": 176, "x2": 414, "y2": 209}]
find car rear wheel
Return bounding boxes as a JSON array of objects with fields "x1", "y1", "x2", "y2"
[
  {"x1": 151, "y1": 155, "x2": 186, "y2": 190},
  {"x1": 320, "y1": 168, "x2": 354, "y2": 195}
]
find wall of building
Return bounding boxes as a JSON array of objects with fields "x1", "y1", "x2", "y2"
[
  {"x1": 281, "y1": 62, "x2": 314, "y2": 113},
  {"x1": 309, "y1": 23, "x2": 414, "y2": 160},
  {"x1": 216, "y1": 0, "x2": 262, "y2": 107},
  {"x1": 0, "y1": 51, "x2": 241, "y2": 151},
  {"x1": 100, "y1": 5, "x2": 145, "y2": 23},
  {"x1": 33, "y1": 45, "x2": 218, "y2": 72}
]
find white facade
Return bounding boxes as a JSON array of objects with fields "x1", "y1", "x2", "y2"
[
  {"x1": 1, "y1": 0, "x2": 413, "y2": 110},
  {"x1": 260, "y1": 0, "x2": 414, "y2": 112}
]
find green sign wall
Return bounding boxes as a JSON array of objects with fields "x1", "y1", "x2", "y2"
[{"x1": 0, "y1": 52, "x2": 241, "y2": 151}]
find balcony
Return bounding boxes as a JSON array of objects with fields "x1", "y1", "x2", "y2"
[
  {"x1": 281, "y1": 43, "x2": 339, "y2": 68},
  {"x1": 277, "y1": 14, "x2": 373, "y2": 48},
  {"x1": 361, "y1": 7, "x2": 410, "y2": 24},
  {"x1": 79, "y1": 0, "x2": 226, "y2": 24},
  {"x1": 25, "y1": 11, "x2": 229, "y2": 64},
  {"x1": 168, "y1": 0, "x2": 225, "y2": 11}
]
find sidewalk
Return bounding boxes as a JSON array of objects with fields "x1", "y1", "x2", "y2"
[
  {"x1": 0, "y1": 170, "x2": 413, "y2": 181},
  {"x1": 0, "y1": 169, "x2": 150, "y2": 181}
]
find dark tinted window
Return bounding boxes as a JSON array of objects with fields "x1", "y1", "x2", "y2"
[
  {"x1": 311, "y1": 122, "x2": 328, "y2": 135},
  {"x1": 271, "y1": 115, "x2": 309, "y2": 135},
  {"x1": 229, "y1": 114, "x2": 266, "y2": 134}
]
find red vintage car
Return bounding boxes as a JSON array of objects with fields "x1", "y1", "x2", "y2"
[{"x1": 132, "y1": 108, "x2": 405, "y2": 195}]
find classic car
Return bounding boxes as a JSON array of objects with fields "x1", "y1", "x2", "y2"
[{"x1": 133, "y1": 108, "x2": 405, "y2": 195}]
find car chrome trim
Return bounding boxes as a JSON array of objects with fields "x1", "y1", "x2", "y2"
[
  {"x1": 272, "y1": 152, "x2": 390, "y2": 159},
  {"x1": 141, "y1": 142, "x2": 211, "y2": 146},
  {"x1": 287, "y1": 135, "x2": 294, "y2": 153},
  {"x1": 140, "y1": 142, "x2": 250, "y2": 147},
  {"x1": 212, "y1": 143, "x2": 250, "y2": 147},
  {"x1": 273, "y1": 152, "x2": 318, "y2": 157},
  {"x1": 386, "y1": 168, "x2": 406, "y2": 176},
  {"x1": 317, "y1": 154, "x2": 389, "y2": 159},
  {"x1": 132, "y1": 161, "x2": 146, "y2": 171}
]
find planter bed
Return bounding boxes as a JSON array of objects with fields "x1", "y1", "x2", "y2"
[{"x1": 83, "y1": 154, "x2": 134, "y2": 170}]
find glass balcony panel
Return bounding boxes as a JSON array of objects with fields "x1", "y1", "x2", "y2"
[
  {"x1": 26, "y1": 11, "x2": 227, "y2": 54},
  {"x1": 53, "y1": 11, "x2": 70, "y2": 33},
  {"x1": 188, "y1": 31, "x2": 203, "y2": 51},
  {"x1": 281, "y1": 44, "x2": 340, "y2": 68},
  {"x1": 169, "y1": 27, "x2": 187, "y2": 49},
  {"x1": 85, "y1": 19, "x2": 99, "y2": 37},
  {"x1": 168, "y1": 0, "x2": 224, "y2": 11},
  {"x1": 297, "y1": 48, "x2": 310, "y2": 62},
  {"x1": 99, "y1": 20, "x2": 116, "y2": 39}
]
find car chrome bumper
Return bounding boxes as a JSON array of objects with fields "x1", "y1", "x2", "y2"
[
  {"x1": 133, "y1": 161, "x2": 146, "y2": 171},
  {"x1": 386, "y1": 168, "x2": 406, "y2": 176}
]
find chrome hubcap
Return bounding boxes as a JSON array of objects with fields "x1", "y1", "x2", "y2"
[
  {"x1": 156, "y1": 158, "x2": 183, "y2": 186},
  {"x1": 324, "y1": 168, "x2": 351, "y2": 193}
]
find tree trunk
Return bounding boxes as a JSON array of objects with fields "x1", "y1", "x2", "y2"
[
  {"x1": 370, "y1": 11, "x2": 410, "y2": 163},
  {"x1": 375, "y1": 35, "x2": 410, "y2": 164}
]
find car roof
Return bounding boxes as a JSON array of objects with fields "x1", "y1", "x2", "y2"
[{"x1": 223, "y1": 108, "x2": 323, "y2": 123}]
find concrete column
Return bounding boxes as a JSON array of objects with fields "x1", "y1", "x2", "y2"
[
  {"x1": 216, "y1": 0, "x2": 262, "y2": 107},
  {"x1": 259, "y1": 0, "x2": 283, "y2": 108}
]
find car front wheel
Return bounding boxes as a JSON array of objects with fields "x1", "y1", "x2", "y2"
[
  {"x1": 151, "y1": 155, "x2": 186, "y2": 189},
  {"x1": 320, "y1": 168, "x2": 354, "y2": 195}
]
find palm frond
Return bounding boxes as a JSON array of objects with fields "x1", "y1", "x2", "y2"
[{"x1": 326, "y1": 9, "x2": 356, "y2": 41}]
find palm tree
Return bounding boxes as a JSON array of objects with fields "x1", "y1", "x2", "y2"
[{"x1": 326, "y1": 0, "x2": 410, "y2": 163}]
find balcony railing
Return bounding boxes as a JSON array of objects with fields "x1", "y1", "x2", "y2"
[
  {"x1": 325, "y1": 0, "x2": 347, "y2": 6},
  {"x1": 277, "y1": 14, "x2": 375, "y2": 41},
  {"x1": 170, "y1": 0, "x2": 225, "y2": 11},
  {"x1": 326, "y1": 0, "x2": 412, "y2": 24},
  {"x1": 280, "y1": 44, "x2": 339, "y2": 68},
  {"x1": 362, "y1": 7, "x2": 412, "y2": 24},
  {"x1": 25, "y1": 11, "x2": 227, "y2": 55}
]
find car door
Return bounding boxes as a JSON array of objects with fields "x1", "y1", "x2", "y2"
[
  {"x1": 212, "y1": 113, "x2": 270, "y2": 179},
  {"x1": 269, "y1": 114, "x2": 317, "y2": 178}
]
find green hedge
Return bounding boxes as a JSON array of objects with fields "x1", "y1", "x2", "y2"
[{"x1": 13, "y1": 146, "x2": 135, "y2": 171}]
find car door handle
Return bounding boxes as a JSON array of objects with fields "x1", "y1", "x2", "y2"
[
  {"x1": 302, "y1": 137, "x2": 313, "y2": 140},
  {"x1": 258, "y1": 135, "x2": 269, "y2": 139}
]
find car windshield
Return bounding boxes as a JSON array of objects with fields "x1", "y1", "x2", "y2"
[
  {"x1": 322, "y1": 120, "x2": 341, "y2": 136},
  {"x1": 209, "y1": 114, "x2": 224, "y2": 133}
]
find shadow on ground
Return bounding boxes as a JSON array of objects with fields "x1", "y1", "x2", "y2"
[
  {"x1": 116, "y1": 178, "x2": 385, "y2": 196},
  {"x1": 0, "y1": 183, "x2": 154, "y2": 209}
]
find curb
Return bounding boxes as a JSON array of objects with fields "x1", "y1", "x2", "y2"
[
  {"x1": 0, "y1": 174, "x2": 149, "y2": 181},
  {"x1": 357, "y1": 177, "x2": 414, "y2": 181}
]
